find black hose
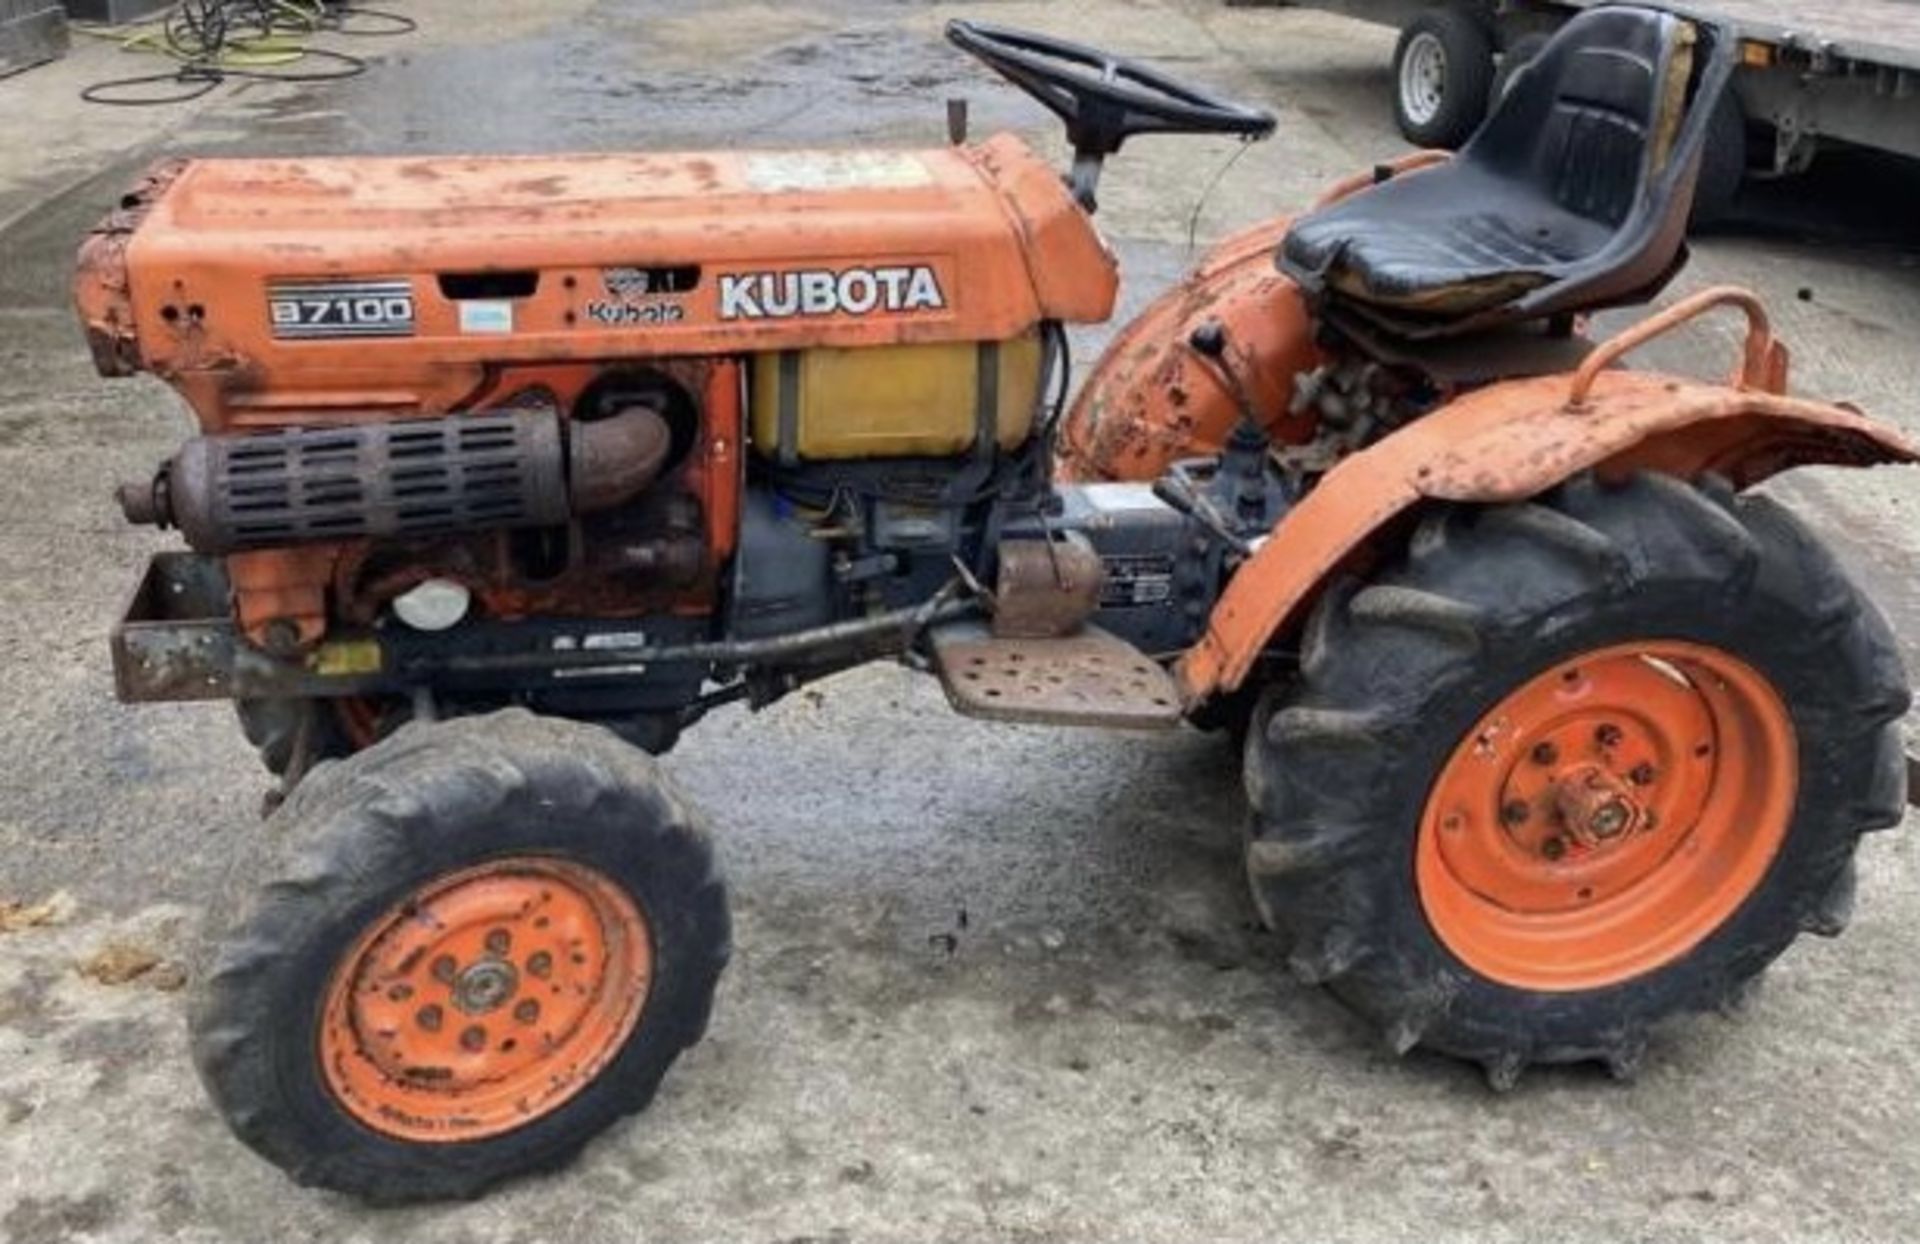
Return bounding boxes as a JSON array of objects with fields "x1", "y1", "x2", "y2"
[
  {"x1": 426, "y1": 596, "x2": 980, "y2": 676},
  {"x1": 81, "y1": 0, "x2": 415, "y2": 106}
]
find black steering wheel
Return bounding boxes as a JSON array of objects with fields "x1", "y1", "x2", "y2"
[{"x1": 946, "y1": 20, "x2": 1277, "y2": 158}]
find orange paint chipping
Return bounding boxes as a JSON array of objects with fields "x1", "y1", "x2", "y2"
[
  {"x1": 1416, "y1": 642, "x2": 1796, "y2": 991},
  {"x1": 75, "y1": 135, "x2": 1116, "y2": 432},
  {"x1": 319, "y1": 857, "x2": 651, "y2": 1143},
  {"x1": 1179, "y1": 367, "x2": 1919, "y2": 703}
]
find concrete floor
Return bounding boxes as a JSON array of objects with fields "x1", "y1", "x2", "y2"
[{"x1": 2, "y1": 0, "x2": 1919, "y2": 1240}]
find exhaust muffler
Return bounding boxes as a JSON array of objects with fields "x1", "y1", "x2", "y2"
[{"x1": 116, "y1": 405, "x2": 671, "y2": 554}]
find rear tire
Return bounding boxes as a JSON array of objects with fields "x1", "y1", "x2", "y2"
[
  {"x1": 1393, "y1": 10, "x2": 1496, "y2": 149},
  {"x1": 1245, "y1": 474, "x2": 1908, "y2": 1085},
  {"x1": 190, "y1": 709, "x2": 730, "y2": 1201}
]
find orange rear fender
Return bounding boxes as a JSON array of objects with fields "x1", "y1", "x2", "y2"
[
  {"x1": 1056, "y1": 153, "x2": 1453, "y2": 484},
  {"x1": 1179, "y1": 290, "x2": 1919, "y2": 701},
  {"x1": 1055, "y1": 218, "x2": 1319, "y2": 482}
]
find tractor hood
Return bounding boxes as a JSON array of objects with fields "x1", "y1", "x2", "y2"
[{"x1": 75, "y1": 134, "x2": 1117, "y2": 426}]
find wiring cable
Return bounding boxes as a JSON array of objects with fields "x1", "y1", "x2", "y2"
[{"x1": 76, "y1": 0, "x2": 414, "y2": 106}]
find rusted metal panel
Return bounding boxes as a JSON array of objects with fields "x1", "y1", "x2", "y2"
[
  {"x1": 73, "y1": 159, "x2": 186, "y2": 378},
  {"x1": 112, "y1": 553, "x2": 383, "y2": 701},
  {"x1": 930, "y1": 622, "x2": 1181, "y2": 730},
  {"x1": 77, "y1": 136, "x2": 1115, "y2": 433},
  {"x1": 1056, "y1": 217, "x2": 1320, "y2": 483},
  {"x1": 992, "y1": 536, "x2": 1104, "y2": 638},
  {"x1": 1056, "y1": 150, "x2": 1452, "y2": 485}
]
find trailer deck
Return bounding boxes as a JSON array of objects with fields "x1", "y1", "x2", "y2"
[
  {"x1": 1563, "y1": 0, "x2": 1920, "y2": 71},
  {"x1": 1278, "y1": 0, "x2": 1920, "y2": 187}
]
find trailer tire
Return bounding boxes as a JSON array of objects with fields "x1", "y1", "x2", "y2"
[
  {"x1": 1393, "y1": 10, "x2": 1495, "y2": 148},
  {"x1": 1692, "y1": 89, "x2": 1748, "y2": 227},
  {"x1": 1245, "y1": 473, "x2": 1908, "y2": 1087},
  {"x1": 1490, "y1": 32, "x2": 1548, "y2": 103},
  {"x1": 190, "y1": 709, "x2": 730, "y2": 1202}
]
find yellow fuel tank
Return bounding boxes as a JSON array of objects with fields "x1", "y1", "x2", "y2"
[{"x1": 749, "y1": 334, "x2": 1043, "y2": 461}]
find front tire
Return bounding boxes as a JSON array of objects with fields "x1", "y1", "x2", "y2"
[
  {"x1": 235, "y1": 697, "x2": 380, "y2": 780},
  {"x1": 1246, "y1": 474, "x2": 1908, "y2": 1085},
  {"x1": 191, "y1": 710, "x2": 730, "y2": 1201}
]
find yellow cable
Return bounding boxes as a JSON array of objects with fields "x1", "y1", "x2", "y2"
[{"x1": 70, "y1": 1, "x2": 337, "y2": 69}]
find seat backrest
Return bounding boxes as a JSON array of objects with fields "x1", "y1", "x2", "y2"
[
  {"x1": 1473, "y1": 9, "x2": 1690, "y2": 228},
  {"x1": 1481, "y1": 4, "x2": 1734, "y2": 321}
]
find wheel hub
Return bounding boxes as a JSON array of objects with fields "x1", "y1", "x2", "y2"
[
  {"x1": 1417, "y1": 642, "x2": 1797, "y2": 991},
  {"x1": 1549, "y1": 764, "x2": 1638, "y2": 846},
  {"x1": 319, "y1": 856, "x2": 652, "y2": 1143},
  {"x1": 452, "y1": 958, "x2": 520, "y2": 1015},
  {"x1": 1400, "y1": 32, "x2": 1448, "y2": 125}
]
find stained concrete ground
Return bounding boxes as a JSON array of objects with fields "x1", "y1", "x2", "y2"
[{"x1": 2, "y1": 1, "x2": 1919, "y2": 1240}]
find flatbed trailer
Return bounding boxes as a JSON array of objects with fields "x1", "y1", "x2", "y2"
[{"x1": 1274, "y1": 0, "x2": 1920, "y2": 214}]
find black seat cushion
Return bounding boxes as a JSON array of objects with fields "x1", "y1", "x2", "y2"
[
  {"x1": 1284, "y1": 165, "x2": 1614, "y2": 313},
  {"x1": 1280, "y1": 5, "x2": 1728, "y2": 332}
]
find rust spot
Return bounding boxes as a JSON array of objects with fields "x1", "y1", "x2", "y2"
[{"x1": 507, "y1": 175, "x2": 568, "y2": 198}]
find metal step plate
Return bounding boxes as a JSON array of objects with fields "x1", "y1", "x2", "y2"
[{"x1": 929, "y1": 621, "x2": 1183, "y2": 730}]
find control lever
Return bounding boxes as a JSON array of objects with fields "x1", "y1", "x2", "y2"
[
  {"x1": 1188, "y1": 320, "x2": 1276, "y2": 527},
  {"x1": 1154, "y1": 470, "x2": 1252, "y2": 557},
  {"x1": 1187, "y1": 320, "x2": 1266, "y2": 432}
]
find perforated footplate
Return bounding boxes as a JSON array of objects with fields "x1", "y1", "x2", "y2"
[{"x1": 929, "y1": 622, "x2": 1183, "y2": 730}]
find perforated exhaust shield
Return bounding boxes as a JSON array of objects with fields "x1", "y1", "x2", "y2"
[{"x1": 129, "y1": 412, "x2": 570, "y2": 553}]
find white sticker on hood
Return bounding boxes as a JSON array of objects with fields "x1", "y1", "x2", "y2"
[{"x1": 743, "y1": 151, "x2": 932, "y2": 192}]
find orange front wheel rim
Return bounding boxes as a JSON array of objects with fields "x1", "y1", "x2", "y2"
[
  {"x1": 1417, "y1": 641, "x2": 1797, "y2": 992},
  {"x1": 319, "y1": 856, "x2": 652, "y2": 1142}
]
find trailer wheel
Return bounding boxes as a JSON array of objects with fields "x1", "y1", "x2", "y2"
[
  {"x1": 1692, "y1": 88, "x2": 1748, "y2": 227},
  {"x1": 190, "y1": 709, "x2": 730, "y2": 1202},
  {"x1": 1490, "y1": 32, "x2": 1548, "y2": 103},
  {"x1": 1245, "y1": 474, "x2": 1908, "y2": 1086},
  {"x1": 1393, "y1": 10, "x2": 1495, "y2": 148}
]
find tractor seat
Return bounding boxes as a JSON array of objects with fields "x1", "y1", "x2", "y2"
[{"x1": 1280, "y1": 6, "x2": 1733, "y2": 338}]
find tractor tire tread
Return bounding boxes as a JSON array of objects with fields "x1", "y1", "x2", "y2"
[
  {"x1": 1245, "y1": 473, "x2": 1908, "y2": 1078},
  {"x1": 189, "y1": 709, "x2": 729, "y2": 1203}
]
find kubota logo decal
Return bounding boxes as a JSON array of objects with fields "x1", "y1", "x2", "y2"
[{"x1": 717, "y1": 266, "x2": 945, "y2": 320}]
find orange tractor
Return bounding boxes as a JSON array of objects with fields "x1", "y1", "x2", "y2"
[{"x1": 80, "y1": 7, "x2": 1913, "y2": 1201}]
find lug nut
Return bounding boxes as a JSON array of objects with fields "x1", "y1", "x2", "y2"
[
  {"x1": 416, "y1": 1004, "x2": 443, "y2": 1032},
  {"x1": 1628, "y1": 763, "x2": 1656, "y2": 786},
  {"x1": 526, "y1": 951, "x2": 553, "y2": 979},
  {"x1": 431, "y1": 955, "x2": 457, "y2": 984},
  {"x1": 1530, "y1": 742, "x2": 1559, "y2": 766},
  {"x1": 1541, "y1": 837, "x2": 1568, "y2": 861},
  {"x1": 513, "y1": 999, "x2": 541, "y2": 1024},
  {"x1": 1500, "y1": 799, "x2": 1531, "y2": 827},
  {"x1": 460, "y1": 1024, "x2": 488, "y2": 1052},
  {"x1": 1595, "y1": 724, "x2": 1623, "y2": 747},
  {"x1": 485, "y1": 929, "x2": 512, "y2": 956}
]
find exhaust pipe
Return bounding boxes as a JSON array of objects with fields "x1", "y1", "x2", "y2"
[{"x1": 116, "y1": 405, "x2": 671, "y2": 554}]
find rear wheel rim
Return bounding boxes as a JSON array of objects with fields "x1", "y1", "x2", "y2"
[
  {"x1": 1400, "y1": 31, "x2": 1448, "y2": 125},
  {"x1": 319, "y1": 856, "x2": 652, "y2": 1142},
  {"x1": 1417, "y1": 641, "x2": 1797, "y2": 992}
]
